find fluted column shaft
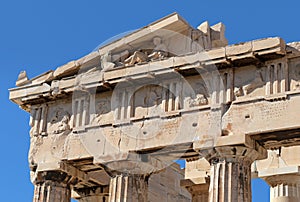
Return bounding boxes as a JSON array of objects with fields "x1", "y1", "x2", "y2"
[
  {"x1": 108, "y1": 174, "x2": 149, "y2": 202},
  {"x1": 200, "y1": 146, "x2": 263, "y2": 202},
  {"x1": 264, "y1": 175, "x2": 300, "y2": 202},
  {"x1": 33, "y1": 171, "x2": 71, "y2": 202},
  {"x1": 209, "y1": 157, "x2": 252, "y2": 202}
]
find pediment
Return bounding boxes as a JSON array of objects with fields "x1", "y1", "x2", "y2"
[
  {"x1": 98, "y1": 13, "x2": 193, "y2": 55},
  {"x1": 13, "y1": 12, "x2": 230, "y2": 88},
  {"x1": 95, "y1": 13, "x2": 228, "y2": 70}
]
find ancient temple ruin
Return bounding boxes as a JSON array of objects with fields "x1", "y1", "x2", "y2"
[{"x1": 9, "y1": 13, "x2": 300, "y2": 202}]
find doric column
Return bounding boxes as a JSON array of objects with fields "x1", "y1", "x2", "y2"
[
  {"x1": 200, "y1": 146, "x2": 264, "y2": 202},
  {"x1": 74, "y1": 186, "x2": 109, "y2": 202},
  {"x1": 264, "y1": 174, "x2": 300, "y2": 202},
  {"x1": 96, "y1": 152, "x2": 165, "y2": 202},
  {"x1": 108, "y1": 173, "x2": 149, "y2": 202},
  {"x1": 33, "y1": 171, "x2": 71, "y2": 202}
]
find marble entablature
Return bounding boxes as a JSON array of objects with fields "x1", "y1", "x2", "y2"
[{"x1": 9, "y1": 12, "x2": 300, "y2": 202}]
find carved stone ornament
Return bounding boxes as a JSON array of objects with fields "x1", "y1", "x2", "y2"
[
  {"x1": 101, "y1": 52, "x2": 115, "y2": 72},
  {"x1": 92, "y1": 99, "x2": 110, "y2": 124},
  {"x1": 186, "y1": 94, "x2": 208, "y2": 107},
  {"x1": 144, "y1": 89, "x2": 162, "y2": 107},
  {"x1": 55, "y1": 114, "x2": 70, "y2": 134},
  {"x1": 50, "y1": 108, "x2": 71, "y2": 134},
  {"x1": 191, "y1": 29, "x2": 204, "y2": 53},
  {"x1": 235, "y1": 69, "x2": 265, "y2": 97},
  {"x1": 124, "y1": 37, "x2": 168, "y2": 66}
]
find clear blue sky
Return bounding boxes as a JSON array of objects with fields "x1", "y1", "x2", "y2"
[{"x1": 2, "y1": 0, "x2": 299, "y2": 201}]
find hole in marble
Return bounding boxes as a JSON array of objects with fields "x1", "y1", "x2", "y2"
[{"x1": 221, "y1": 129, "x2": 231, "y2": 136}]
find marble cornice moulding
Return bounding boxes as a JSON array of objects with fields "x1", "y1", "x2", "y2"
[{"x1": 10, "y1": 37, "x2": 287, "y2": 108}]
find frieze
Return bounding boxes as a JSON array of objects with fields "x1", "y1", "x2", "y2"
[
  {"x1": 49, "y1": 107, "x2": 71, "y2": 135},
  {"x1": 234, "y1": 68, "x2": 265, "y2": 97}
]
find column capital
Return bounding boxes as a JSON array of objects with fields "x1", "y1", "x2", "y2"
[
  {"x1": 32, "y1": 171, "x2": 72, "y2": 202},
  {"x1": 196, "y1": 145, "x2": 264, "y2": 202},
  {"x1": 33, "y1": 170, "x2": 71, "y2": 186},
  {"x1": 97, "y1": 152, "x2": 166, "y2": 175},
  {"x1": 199, "y1": 145, "x2": 266, "y2": 164},
  {"x1": 264, "y1": 173, "x2": 300, "y2": 187},
  {"x1": 257, "y1": 147, "x2": 300, "y2": 202},
  {"x1": 263, "y1": 173, "x2": 300, "y2": 202}
]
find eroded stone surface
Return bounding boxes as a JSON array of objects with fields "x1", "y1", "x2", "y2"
[{"x1": 9, "y1": 12, "x2": 300, "y2": 202}]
